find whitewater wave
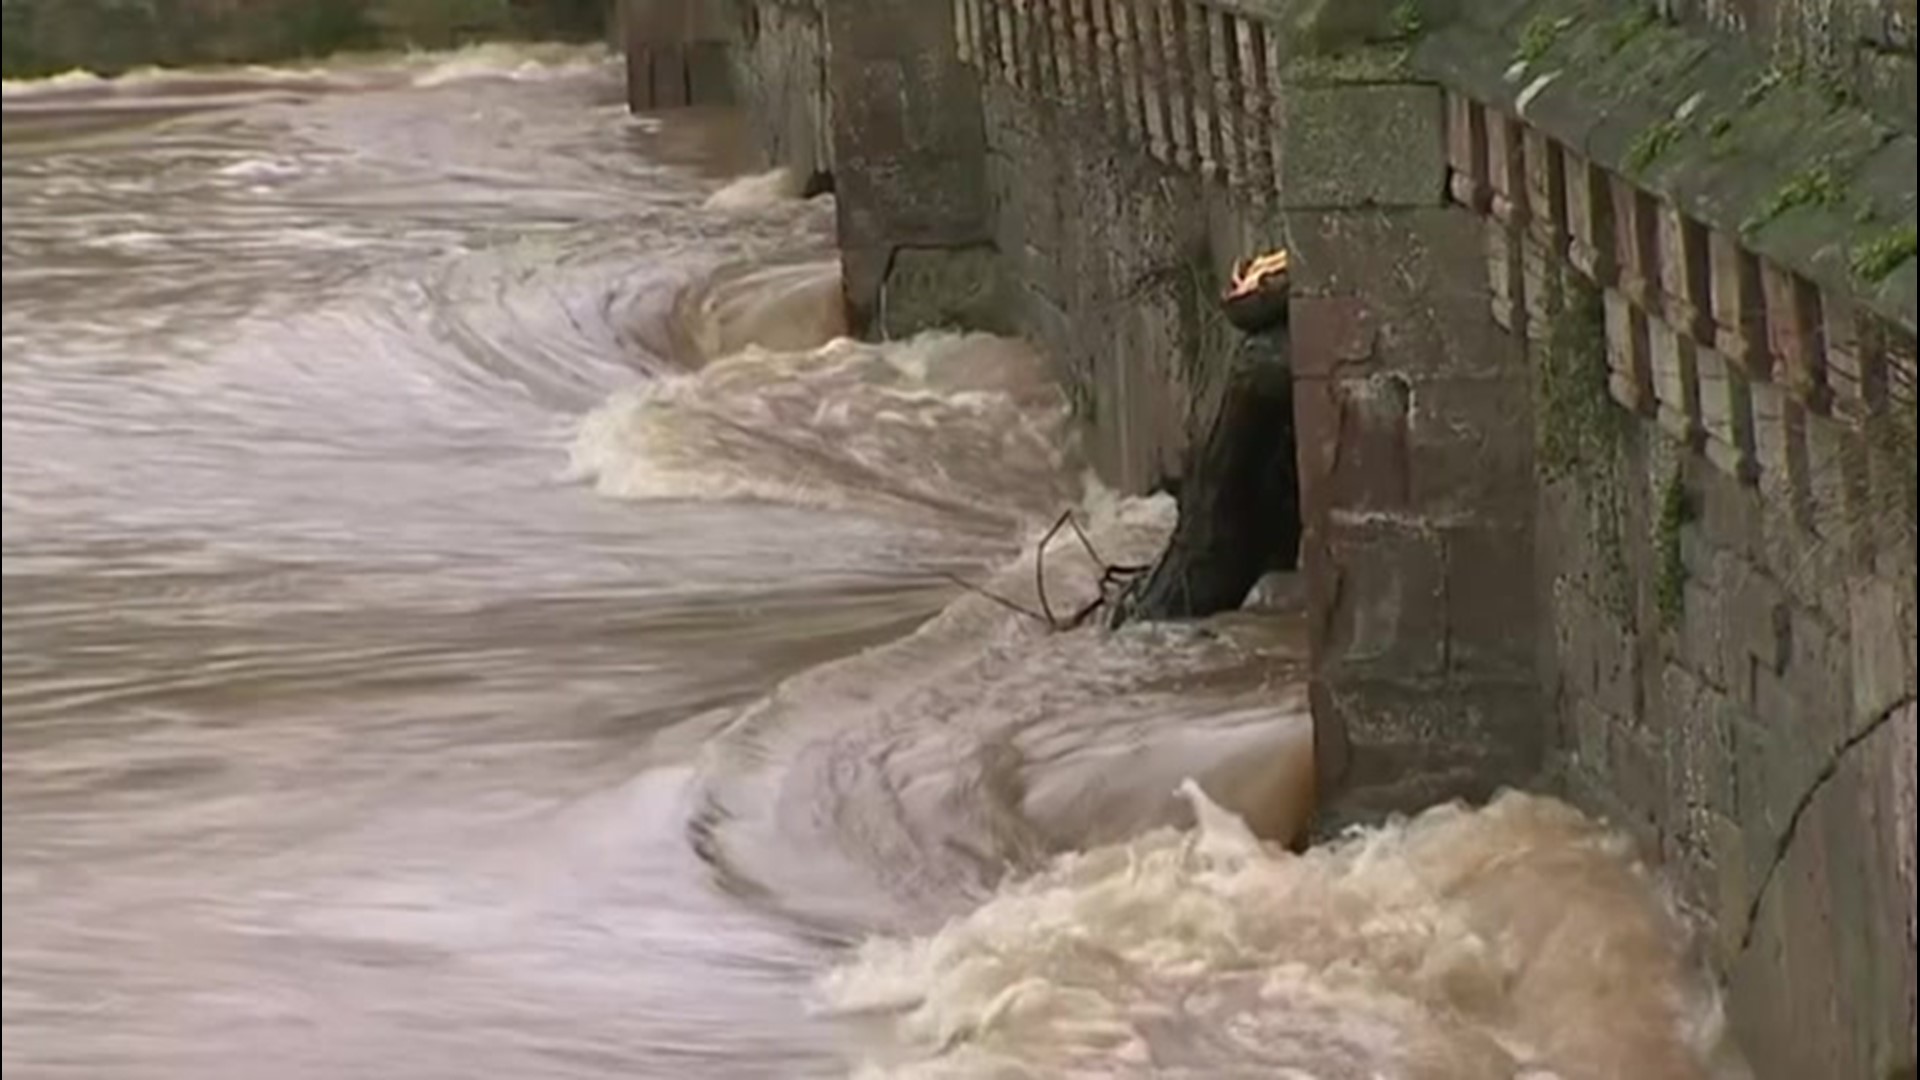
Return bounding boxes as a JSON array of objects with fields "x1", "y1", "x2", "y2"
[
  {"x1": 821, "y1": 787, "x2": 1750, "y2": 1080},
  {"x1": 1, "y1": 43, "x2": 607, "y2": 104},
  {"x1": 568, "y1": 329, "x2": 1081, "y2": 529},
  {"x1": 679, "y1": 488, "x2": 1317, "y2": 938},
  {"x1": 705, "y1": 168, "x2": 814, "y2": 213}
]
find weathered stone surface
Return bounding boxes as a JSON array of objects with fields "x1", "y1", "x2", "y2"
[
  {"x1": 876, "y1": 245, "x2": 1007, "y2": 339},
  {"x1": 1312, "y1": 676, "x2": 1547, "y2": 820},
  {"x1": 1286, "y1": 208, "x2": 1523, "y2": 377},
  {"x1": 1732, "y1": 703, "x2": 1919, "y2": 1080},
  {"x1": 1288, "y1": 295, "x2": 1378, "y2": 378},
  {"x1": 1407, "y1": 376, "x2": 1537, "y2": 520},
  {"x1": 1277, "y1": 83, "x2": 1448, "y2": 209},
  {"x1": 1853, "y1": 575, "x2": 1920, "y2": 722},
  {"x1": 1443, "y1": 524, "x2": 1538, "y2": 677},
  {"x1": 1314, "y1": 522, "x2": 1448, "y2": 678},
  {"x1": 728, "y1": 2, "x2": 832, "y2": 175},
  {"x1": 1294, "y1": 375, "x2": 1412, "y2": 515},
  {"x1": 820, "y1": 0, "x2": 994, "y2": 332}
]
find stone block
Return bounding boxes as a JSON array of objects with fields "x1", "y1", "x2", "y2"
[
  {"x1": 1484, "y1": 108, "x2": 1525, "y2": 228},
  {"x1": 1520, "y1": 126, "x2": 1567, "y2": 249},
  {"x1": 1569, "y1": 699, "x2": 1616, "y2": 778},
  {"x1": 1708, "y1": 228, "x2": 1767, "y2": 378},
  {"x1": 1851, "y1": 575, "x2": 1919, "y2": 725},
  {"x1": 1821, "y1": 293, "x2": 1873, "y2": 419},
  {"x1": 1696, "y1": 468, "x2": 1760, "y2": 560},
  {"x1": 1484, "y1": 215, "x2": 1523, "y2": 332},
  {"x1": 1649, "y1": 317, "x2": 1702, "y2": 446},
  {"x1": 1609, "y1": 178, "x2": 1660, "y2": 311},
  {"x1": 1286, "y1": 208, "x2": 1522, "y2": 380},
  {"x1": 1729, "y1": 567, "x2": 1792, "y2": 675},
  {"x1": 1277, "y1": 83, "x2": 1447, "y2": 209},
  {"x1": 1778, "y1": 802, "x2": 1856, "y2": 1079},
  {"x1": 1564, "y1": 151, "x2": 1616, "y2": 285},
  {"x1": 1783, "y1": 610, "x2": 1850, "y2": 746},
  {"x1": 1696, "y1": 344, "x2": 1757, "y2": 483},
  {"x1": 1663, "y1": 662, "x2": 1719, "y2": 840},
  {"x1": 1729, "y1": 875, "x2": 1795, "y2": 1078},
  {"x1": 1707, "y1": 811, "x2": 1749, "y2": 963},
  {"x1": 1443, "y1": 524, "x2": 1538, "y2": 678},
  {"x1": 1406, "y1": 376, "x2": 1536, "y2": 522},
  {"x1": 1289, "y1": 295, "x2": 1378, "y2": 378},
  {"x1": 1317, "y1": 522, "x2": 1448, "y2": 678},
  {"x1": 1608, "y1": 726, "x2": 1669, "y2": 838},
  {"x1": 1443, "y1": 88, "x2": 1489, "y2": 211},
  {"x1": 1559, "y1": 587, "x2": 1640, "y2": 721},
  {"x1": 1749, "y1": 379, "x2": 1797, "y2": 505},
  {"x1": 1800, "y1": 413, "x2": 1854, "y2": 546},
  {"x1": 1602, "y1": 288, "x2": 1654, "y2": 415},
  {"x1": 1731, "y1": 718, "x2": 1789, "y2": 867},
  {"x1": 1295, "y1": 374, "x2": 1411, "y2": 515},
  {"x1": 1680, "y1": 579, "x2": 1727, "y2": 689},
  {"x1": 1760, "y1": 259, "x2": 1829, "y2": 414},
  {"x1": 1658, "y1": 205, "x2": 1714, "y2": 345},
  {"x1": 1315, "y1": 677, "x2": 1545, "y2": 820},
  {"x1": 1519, "y1": 232, "x2": 1566, "y2": 346}
]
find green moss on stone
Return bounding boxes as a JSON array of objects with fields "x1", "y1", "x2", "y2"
[
  {"x1": 1605, "y1": 5, "x2": 1658, "y2": 56},
  {"x1": 1655, "y1": 464, "x2": 1694, "y2": 628},
  {"x1": 1536, "y1": 278, "x2": 1635, "y2": 623},
  {"x1": 1390, "y1": 0, "x2": 1425, "y2": 39},
  {"x1": 1283, "y1": 43, "x2": 1415, "y2": 85},
  {"x1": 1514, "y1": 13, "x2": 1575, "y2": 66},
  {"x1": 1706, "y1": 113, "x2": 1740, "y2": 159},
  {"x1": 1625, "y1": 118, "x2": 1684, "y2": 174},
  {"x1": 1743, "y1": 161, "x2": 1845, "y2": 233},
  {"x1": 1741, "y1": 68, "x2": 1786, "y2": 107},
  {"x1": 1850, "y1": 224, "x2": 1917, "y2": 284},
  {"x1": 1538, "y1": 279, "x2": 1624, "y2": 481}
]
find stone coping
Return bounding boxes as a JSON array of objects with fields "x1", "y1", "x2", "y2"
[{"x1": 1412, "y1": 0, "x2": 1916, "y2": 335}]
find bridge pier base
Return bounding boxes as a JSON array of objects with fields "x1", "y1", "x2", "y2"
[{"x1": 621, "y1": 0, "x2": 733, "y2": 112}]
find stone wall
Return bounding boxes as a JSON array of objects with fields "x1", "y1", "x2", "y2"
[
  {"x1": 620, "y1": 0, "x2": 737, "y2": 110},
  {"x1": 956, "y1": 0, "x2": 1557, "y2": 825},
  {"x1": 723, "y1": 0, "x2": 833, "y2": 178},
  {"x1": 1426, "y1": 4, "x2": 1917, "y2": 1075},
  {"x1": 723, "y1": 1, "x2": 1918, "y2": 1075},
  {"x1": 1662, "y1": 0, "x2": 1917, "y2": 129}
]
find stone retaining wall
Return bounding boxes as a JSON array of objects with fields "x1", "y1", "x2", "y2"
[{"x1": 715, "y1": 2, "x2": 1917, "y2": 1073}]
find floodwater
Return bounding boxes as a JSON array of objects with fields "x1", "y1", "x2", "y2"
[{"x1": 2, "y1": 46, "x2": 1747, "y2": 1080}]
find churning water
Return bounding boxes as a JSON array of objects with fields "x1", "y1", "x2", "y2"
[{"x1": 2, "y1": 46, "x2": 1747, "y2": 1080}]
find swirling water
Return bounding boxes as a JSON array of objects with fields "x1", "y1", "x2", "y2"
[{"x1": 2, "y1": 48, "x2": 1745, "y2": 1080}]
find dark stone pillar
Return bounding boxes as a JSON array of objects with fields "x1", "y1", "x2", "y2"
[
  {"x1": 820, "y1": 0, "x2": 1000, "y2": 338},
  {"x1": 1274, "y1": 50, "x2": 1546, "y2": 824},
  {"x1": 622, "y1": 0, "x2": 735, "y2": 112}
]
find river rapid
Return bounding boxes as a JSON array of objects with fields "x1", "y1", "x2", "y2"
[{"x1": 2, "y1": 46, "x2": 1748, "y2": 1080}]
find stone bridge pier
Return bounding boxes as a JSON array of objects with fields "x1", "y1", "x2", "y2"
[{"x1": 702, "y1": 1, "x2": 1916, "y2": 1074}]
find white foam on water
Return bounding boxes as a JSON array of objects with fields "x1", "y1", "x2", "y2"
[
  {"x1": 705, "y1": 168, "x2": 813, "y2": 213},
  {"x1": 568, "y1": 328, "x2": 1081, "y2": 528},
  {"x1": 1, "y1": 43, "x2": 604, "y2": 105},
  {"x1": 1, "y1": 69, "x2": 110, "y2": 98},
  {"x1": 407, "y1": 43, "x2": 605, "y2": 89},
  {"x1": 819, "y1": 787, "x2": 1752, "y2": 1080}
]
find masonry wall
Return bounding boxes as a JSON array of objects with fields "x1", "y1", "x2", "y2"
[
  {"x1": 1427, "y1": 4, "x2": 1918, "y2": 1073},
  {"x1": 723, "y1": 1, "x2": 1917, "y2": 1075},
  {"x1": 1665, "y1": 0, "x2": 1917, "y2": 128},
  {"x1": 957, "y1": 0, "x2": 1552, "y2": 822},
  {"x1": 723, "y1": 0, "x2": 832, "y2": 181}
]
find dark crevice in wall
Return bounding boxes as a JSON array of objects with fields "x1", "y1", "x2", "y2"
[
  {"x1": 1111, "y1": 323, "x2": 1301, "y2": 626},
  {"x1": 1739, "y1": 693, "x2": 1917, "y2": 953}
]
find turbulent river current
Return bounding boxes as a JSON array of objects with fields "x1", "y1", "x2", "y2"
[{"x1": 2, "y1": 46, "x2": 1749, "y2": 1080}]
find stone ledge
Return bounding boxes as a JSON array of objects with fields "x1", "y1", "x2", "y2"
[{"x1": 1413, "y1": 1, "x2": 1916, "y2": 335}]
